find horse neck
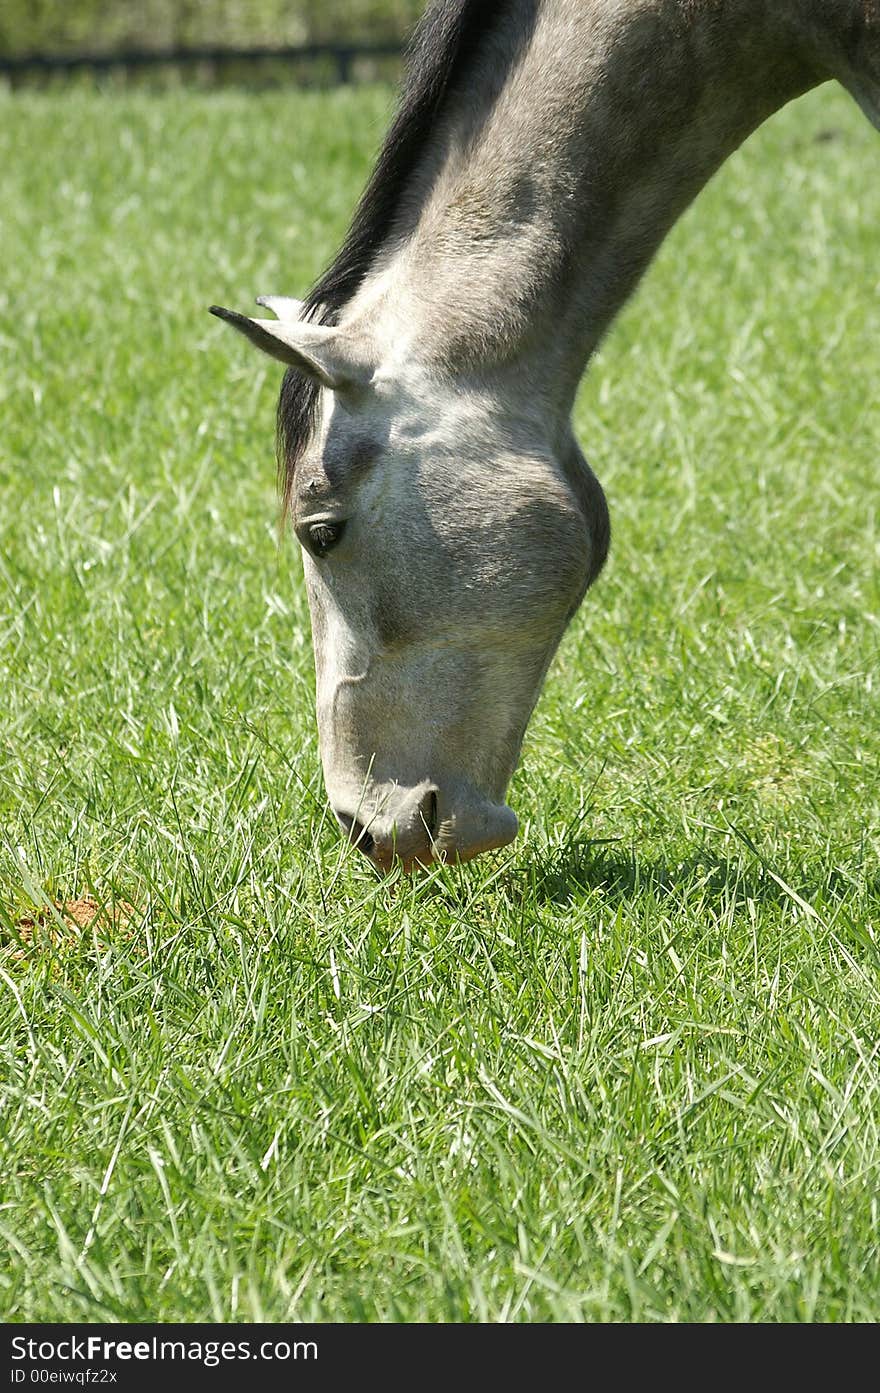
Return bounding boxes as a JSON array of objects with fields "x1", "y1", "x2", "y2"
[{"x1": 352, "y1": 0, "x2": 866, "y2": 421}]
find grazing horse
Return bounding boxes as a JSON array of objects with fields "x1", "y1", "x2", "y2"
[{"x1": 213, "y1": 0, "x2": 879, "y2": 872}]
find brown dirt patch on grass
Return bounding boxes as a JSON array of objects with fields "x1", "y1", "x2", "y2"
[{"x1": 9, "y1": 894, "x2": 136, "y2": 958}]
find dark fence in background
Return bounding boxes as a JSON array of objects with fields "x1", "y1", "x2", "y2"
[
  {"x1": 0, "y1": 0, "x2": 423, "y2": 83},
  {"x1": 0, "y1": 41, "x2": 405, "y2": 86},
  {"x1": 0, "y1": 1, "x2": 420, "y2": 84}
]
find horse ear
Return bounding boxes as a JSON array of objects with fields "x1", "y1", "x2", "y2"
[
  {"x1": 209, "y1": 302, "x2": 372, "y2": 391},
  {"x1": 254, "y1": 295, "x2": 304, "y2": 320}
]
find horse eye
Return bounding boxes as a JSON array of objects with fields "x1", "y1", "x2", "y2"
[{"x1": 308, "y1": 521, "x2": 345, "y2": 558}]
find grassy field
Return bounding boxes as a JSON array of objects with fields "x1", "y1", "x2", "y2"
[{"x1": 0, "y1": 81, "x2": 878, "y2": 1323}]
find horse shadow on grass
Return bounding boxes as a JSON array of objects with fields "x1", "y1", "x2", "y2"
[{"x1": 521, "y1": 836, "x2": 870, "y2": 918}]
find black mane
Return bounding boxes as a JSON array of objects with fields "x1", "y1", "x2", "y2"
[{"x1": 277, "y1": 0, "x2": 506, "y2": 512}]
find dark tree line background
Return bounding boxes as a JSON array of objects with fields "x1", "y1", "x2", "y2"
[{"x1": 0, "y1": 1, "x2": 424, "y2": 58}]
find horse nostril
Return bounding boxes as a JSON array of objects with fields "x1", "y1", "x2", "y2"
[
  {"x1": 335, "y1": 811, "x2": 376, "y2": 858},
  {"x1": 420, "y1": 787, "x2": 440, "y2": 842},
  {"x1": 351, "y1": 821, "x2": 375, "y2": 857}
]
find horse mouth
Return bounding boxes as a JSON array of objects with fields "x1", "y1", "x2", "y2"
[
  {"x1": 369, "y1": 815, "x2": 520, "y2": 875},
  {"x1": 334, "y1": 783, "x2": 519, "y2": 873}
]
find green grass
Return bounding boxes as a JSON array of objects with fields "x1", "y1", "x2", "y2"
[{"x1": 0, "y1": 81, "x2": 878, "y2": 1323}]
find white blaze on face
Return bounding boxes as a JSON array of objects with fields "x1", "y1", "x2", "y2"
[{"x1": 304, "y1": 553, "x2": 375, "y2": 798}]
